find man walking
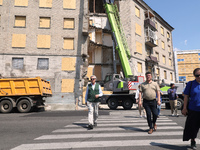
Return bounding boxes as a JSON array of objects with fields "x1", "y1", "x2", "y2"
[
  {"x1": 168, "y1": 83, "x2": 179, "y2": 117},
  {"x1": 138, "y1": 72, "x2": 161, "y2": 134},
  {"x1": 85, "y1": 75, "x2": 103, "y2": 129}
]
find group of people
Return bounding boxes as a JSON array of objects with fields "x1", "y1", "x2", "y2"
[{"x1": 85, "y1": 68, "x2": 200, "y2": 149}]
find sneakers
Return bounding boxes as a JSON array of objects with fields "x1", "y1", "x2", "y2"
[
  {"x1": 191, "y1": 140, "x2": 197, "y2": 150},
  {"x1": 148, "y1": 129, "x2": 153, "y2": 134},
  {"x1": 172, "y1": 113, "x2": 175, "y2": 117},
  {"x1": 176, "y1": 114, "x2": 179, "y2": 117},
  {"x1": 94, "y1": 122, "x2": 97, "y2": 127},
  {"x1": 88, "y1": 124, "x2": 93, "y2": 129}
]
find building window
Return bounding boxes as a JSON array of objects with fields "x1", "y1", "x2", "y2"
[
  {"x1": 170, "y1": 72, "x2": 173, "y2": 81},
  {"x1": 177, "y1": 59, "x2": 184, "y2": 62},
  {"x1": 63, "y1": 18, "x2": 74, "y2": 29},
  {"x1": 0, "y1": 0, "x2": 3, "y2": 5},
  {"x1": 62, "y1": 57, "x2": 76, "y2": 71},
  {"x1": 167, "y1": 32, "x2": 170, "y2": 39},
  {"x1": 155, "y1": 52, "x2": 159, "y2": 61},
  {"x1": 37, "y1": 35, "x2": 51, "y2": 48},
  {"x1": 14, "y1": 16, "x2": 26, "y2": 27},
  {"x1": 162, "y1": 41, "x2": 165, "y2": 50},
  {"x1": 179, "y1": 76, "x2": 186, "y2": 82},
  {"x1": 37, "y1": 58, "x2": 49, "y2": 70},
  {"x1": 168, "y1": 45, "x2": 171, "y2": 52},
  {"x1": 137, "y1": 62, "x2": 142, "y2": 73},
  {"x1": 148, "y1": 66, "x2": 152, "y2": 72},
  {"x1": 12, "y1": 34, "x2": 26, "y2": 48},
  {"x1": 169, "y1": 58, "x2": 172, "y2": 66},
  {"x1": 135, "y1": 23, "x2": 141, "y2": 36},
  {"x1": 136, "y1": 41, "x2": 142, "y2": 54},
  {"x1": 63, "y1": 0, "x2": 76, "y2": 9},
  {"x1": 12, "y1": 58, "x2": 24, "y2": 69},
  {"x1": 164, "y1": 70, "x2": 167, "y2": 79},
  {"x1": 39, "y1": 17, "x2": 51, "y2": 28},
  {"x1": 146, "y1": 49, "x2": 151, "y2": 56},
  {"x1": 63, "y1": 38, "x2": 74, "y2": 50},
  {"x1": 161, "y1": 26, "x2": 164, "y2": 35},
  {"x1": 135, "y1": 6, "x2": 140, "y2": 18},
  {"x1": 162, "y1": 55, "x2": 166, "y2": 64},
  {"x1": 155, "y1": 22, "x2": 158, "y2": 29},
  {"x1": 156, "y1": 68, "x2": 160, "y2": 77},
  {"x1": 15, "y1": 0, "x2": 28, "y2": 6},
  {"x1": 39, "y1": 0, "x2": 52, "y2": 8}
]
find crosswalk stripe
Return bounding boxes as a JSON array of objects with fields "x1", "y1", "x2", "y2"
[
  {"x1": 75, "y1": 119, "x2": 173, "y2": 123},
  {"x1": 65, "y1": 122, "x2": 177, "y2": 128},
  {"x1": 12, "y1": 139, "x2": 197, "y2": 150},
  {"x1": 53, "y1": 126, "x2": 183, "y2": 133},
  {"x1": 80, "y1": 117, "x2": 168, "y2": 121},
  {"x1": 35, "y1": 131, "x2": 183, "y2": 140}
]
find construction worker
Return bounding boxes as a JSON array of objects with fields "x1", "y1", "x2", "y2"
[{"x1": 85, "y1": 75, "x2": 103, "y2": 129}]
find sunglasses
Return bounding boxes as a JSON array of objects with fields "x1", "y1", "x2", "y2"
[
  {"x1": 91, "y1": 78, "x2": 96, "y2": 80},
  {"x1": 195, "y1": 75, "x2": 200, "y2": 77}
]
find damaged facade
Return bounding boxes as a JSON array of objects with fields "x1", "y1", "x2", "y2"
[{"x1": 0, "y1": 0, "x2": 175, "y2": 110}]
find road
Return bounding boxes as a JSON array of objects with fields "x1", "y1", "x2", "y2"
[{"x1": 0, "y1": 107, "x2": 199, "y2": 150}]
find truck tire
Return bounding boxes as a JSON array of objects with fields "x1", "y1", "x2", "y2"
[
  {"x1": 0, "y1": 100, "x2": 13, "y2": 113},
  {"x1": 17, "y1": 99, "x2": 32, "y2": 113},
  {"x1": 122, "y1": 98, "x2": 133, "y2": 110},
  {"x1": 177, "y1": 98, "x2": 184, "y2": 110},
  {"x1": 165, "y1": 103, "x2": 171, "y2": 109},
  {"x1": 108, "y1": 98, "x2": 118, "y2": 110}
]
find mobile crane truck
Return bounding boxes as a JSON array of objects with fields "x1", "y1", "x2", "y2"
[{"x1": 100, "y1": 0, "x2": 144, "y2": 110}]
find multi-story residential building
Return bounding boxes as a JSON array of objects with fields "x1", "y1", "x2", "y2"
[
  {"x1": 0, "y1": 0, "x2": 175, "y2": 110},
  {"x1": 87, "y1": 0, "x2": 175, "y2": 88},
  {"x1": 174, "y1": 50, "x2": 200, "y2": 82}
]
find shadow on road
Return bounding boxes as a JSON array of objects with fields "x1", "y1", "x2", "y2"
[
  {"x1": 150, "y1": 142, "x2": 191, "y2": 150},
  {"x1": 119, "y1": 126, "x2": 148, "y2": 132}
]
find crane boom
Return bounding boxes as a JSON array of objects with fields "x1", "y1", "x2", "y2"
[{"x1": 103, "y1": 0, "x2": 133, "y2": 79}]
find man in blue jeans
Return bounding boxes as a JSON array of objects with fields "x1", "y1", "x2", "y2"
[{"x1": 139, "y1": 72, "x2": 161, "y2": 134}]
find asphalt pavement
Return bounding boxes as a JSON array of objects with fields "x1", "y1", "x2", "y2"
[{"x1": 0, "y1": 106, "x2": 199, "y2": 150}]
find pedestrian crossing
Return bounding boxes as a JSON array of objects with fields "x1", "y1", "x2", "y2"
[{"x1": 11, "y1": 112, "x2": 199, "y2": 150}]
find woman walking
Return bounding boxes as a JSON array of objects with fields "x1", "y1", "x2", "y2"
[{"x1": 182, "y1": 68, "x2": 200, "y2": 150}]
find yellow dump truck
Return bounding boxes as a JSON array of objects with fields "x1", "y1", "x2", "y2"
[{"x1": 0, "y1": 77, "x2": 52, "y2": 113}]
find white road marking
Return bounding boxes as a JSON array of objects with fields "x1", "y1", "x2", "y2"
[
  {"x1": 11, "y1": 139, "x2": 197, "y2": 150},
  {"x1": 53, "y1": 126, "x2": 183, "y2": 133}
]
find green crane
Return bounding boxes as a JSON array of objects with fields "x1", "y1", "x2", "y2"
[{"x1": 103, "y1": 0, "x2": 133, "y2": 79}]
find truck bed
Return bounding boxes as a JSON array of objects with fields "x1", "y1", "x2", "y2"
[{"x1": 0, "y1": 77, "x2": 52, "y2": 97}]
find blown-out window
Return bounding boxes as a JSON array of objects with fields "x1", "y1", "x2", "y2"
[
  {"x1": 12, "y1": 58, "x2": 24, "y2": 69},
  {"x1": 37, "y1": 58, "x2": 49, "y2": 70}
]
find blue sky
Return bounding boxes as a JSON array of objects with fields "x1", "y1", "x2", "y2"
[{"x1": 144, "y1": 0, "x2": 200, "y2": 51}]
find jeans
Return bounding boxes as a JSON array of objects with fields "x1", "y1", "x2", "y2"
[
  {"x1": 87, "y1": 102, "x2": 99, "y2": 125},
  {"x1": 157, "y1": 104, "x2": 161, "y2": 116},
  {"x1": 143, "y1": 99, "x2": 158, "y2": 129}
]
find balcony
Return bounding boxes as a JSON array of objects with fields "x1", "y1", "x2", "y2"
[
  {"x1": 146, "y1": 56, "x2": 158, "y2": 64},
  {"x1": 144, "y1": 18, "x2": 156, "y2": 31},
  {"x1": 145, "y1": 28, "x2": 157, "y2": 47}
]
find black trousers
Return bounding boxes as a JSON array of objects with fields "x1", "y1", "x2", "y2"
[
  {"x1": 183, "y1": 110, "x2": 200, "y2": 141},
  {"x1": 143, "y1": 99, "x2": 158, "y2": 129}
]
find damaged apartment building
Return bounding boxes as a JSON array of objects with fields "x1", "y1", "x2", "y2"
[{"x1": 0, "y1": 0, "x2": 175, "y2": 110}]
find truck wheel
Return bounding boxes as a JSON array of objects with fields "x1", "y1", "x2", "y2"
[
  {"x1": 177, "y1": 98, "x2": 184, "y2": 110},
  {"x1": 165, "y1": 103, "x2": 171, "y2": 109},
  {"x1": 17, "y1": 99, "x2": 32, "y2": 113},
  {"x1": 108, "y1": 98, "x2": 118, "y2": 110},
  {"x1": 0, "y1": 100, "x2": 13, "y2": 113},
  {"x1": 122, "y1": 98, "x2": 133, "y2": 110}
]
